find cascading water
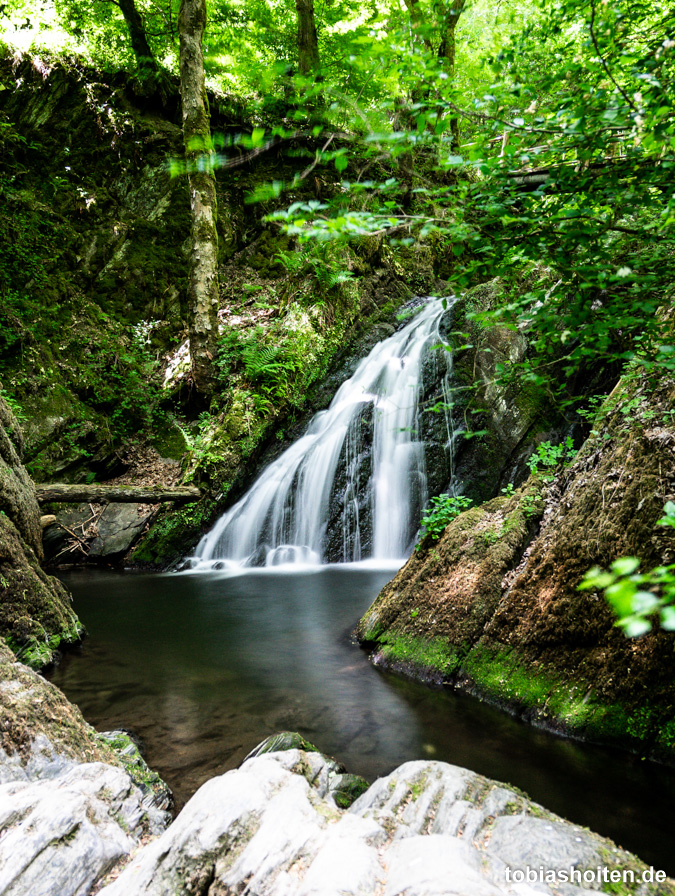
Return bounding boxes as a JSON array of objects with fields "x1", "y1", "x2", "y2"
[{"x1": 192, "y1": 298, "x2": 457, "y2": 570}]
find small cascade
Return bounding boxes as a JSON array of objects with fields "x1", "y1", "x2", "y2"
[{"x1": 192, "y1": 298, "x2": 457, "y2": 570}]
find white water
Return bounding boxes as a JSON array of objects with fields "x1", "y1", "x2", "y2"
[{"x1": 191, "y1": 298, "x2": 455, "y2": 571}]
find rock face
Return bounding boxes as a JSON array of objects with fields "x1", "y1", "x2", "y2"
[
  {"x1": 440, "y1": 280, "x2": 565, "y2": 503},
  {"x1": 0, "y1": 397, "x2": 83, "y2": 667},
  {"x1": 0, "y1": 637, "x2": 171, "y2": 896},
  {"x1": 356, "y1": 364, "x2": 675, "y2": 761},
  {"x1": 99, "y1": 744, "x2": 674, "y2": 896},
  {"x1": 0, "y1": 398, "x2": 43, "y2": 558}
]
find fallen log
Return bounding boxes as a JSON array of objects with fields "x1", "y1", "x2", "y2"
[{"x1": 36, "y1": 484, "x2": 202, "y2": 504}]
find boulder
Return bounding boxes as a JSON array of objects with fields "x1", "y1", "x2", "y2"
[
  {"x1": 0, "y1": 762, "x2": 163, "y2": 896},
  {"x1": 0, "y1": 637, "x2": 171, "y2": 896},
  {"x1": 44, "y1": 502, "x2": 155, "y2": 564},
  {"x1": 98, "y1": 745, "x2": 673, "y2": 896}
]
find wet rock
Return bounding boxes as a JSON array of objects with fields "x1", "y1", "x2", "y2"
[
  {"x1": 99, "y1": 730, "x2": 174, "y2": 813},
  {"x1": 244, "y1": 732, "x2": 369, "y2": 809},
  {"x1": 324, "y1": 406, "x2": 375, "y2": 562},
  {"x1": 441, "y1": 280, "x2": 568, "y2": 503},
  {"x1": 98, "y1": 746, "x2": 671, "y2": 896},
  {"x1": 243, "y1": 731, "x2": 323, "y2": 760}
]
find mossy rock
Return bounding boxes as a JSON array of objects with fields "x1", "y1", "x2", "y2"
[
  {"x1": 359, "y1": 364, "x2": 675, "y2": 762},
  {"x1": 100, "y1": 730, "x2": 174, "y2": 811},
  {"x1": 0, "y1": 513, "x2": 83, "y2": 669},
  {"x1": 0, "y1": 637, "x2": 115, "y2": 765},
  {"x1": 243, "y1": 731, "x2": 371, "y2": 809},
  {"x1": 356, "y1": 477, "x2": 546, "y2": 662}
]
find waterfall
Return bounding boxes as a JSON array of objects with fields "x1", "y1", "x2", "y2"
[{"x1": 191, "y1": 298, "x2": 455, "y2": 570}]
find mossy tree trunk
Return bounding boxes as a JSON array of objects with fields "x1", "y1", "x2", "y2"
[
  {"x1": 179, "y1": 0, "x2": 220, "y2": 395},
  {"x1": 295, "y1": 0, "x2": 320, "y2": 75},
  {"x1": 119, "y1": 0, "x2": 160, "y2": 74}
]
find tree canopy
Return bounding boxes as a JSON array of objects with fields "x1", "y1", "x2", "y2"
[{"x1": 2, "y1": 0, "x2": 673, "y2": 392}]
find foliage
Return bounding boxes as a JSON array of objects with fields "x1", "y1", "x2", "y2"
[
  {"x1": 216, "y1": 327, "x2": 301, "y2": 403},
  {"x1": 579, "y1": 503, "x2": 675, "y2": 636},
  {"x1": 0, "y1": 386, "x2": 25, "y2": 421},
  {"x1": 419, "y1": 493, "x2": 473, "y2": 541},
  {"x1": 526, "y1": 436, "x2": 577, "y2": 480},
  {"x1": 276, "y1": 244, "x2": 355, "y2": 299},
  {"x1": 255, "y1": 0, "x2": 675, "y2": 410}
]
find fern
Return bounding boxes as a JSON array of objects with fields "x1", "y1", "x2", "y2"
[
  {"x1": 326, "y1": 270, "x2": 355, "y2": 289},
  {"x1": 276, "y1": 250, "x2": 305, "y2": 273},
  {"x1": 243, "y1": 343, "x2": 283, "y2": 378},
  {"x1": 242, "y1": 340, "x2": 298, "y2": 399}
]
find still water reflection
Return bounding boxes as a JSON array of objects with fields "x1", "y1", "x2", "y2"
[{"x1": 49, "y1": 566, "x2": 675, "y2": 874}]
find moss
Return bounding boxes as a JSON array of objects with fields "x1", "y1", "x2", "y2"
[
  {"x1": 0, "y1": 513, "x2": 84, "y2": 669},
  {"x1": 376, "y1": 632, "x2": 462, "y2": 677},
  {"x1": 460, "y1": 645, "x2": 593, "y2": 725},
  {"x1": 457, "y1": 643, "x2": 675, "y2": 758},
  {"x1": 99, "y1": 730, "x2": 173, "y2": 810},
  {"x1": 5, "y1": 625, "x2": 82, "y2": 670},
  {"x1": 130, "y1": 496, "x2": 219, "y2": 567},
  {"x1": 331, "y1": 773, "x2": 370, "y2": 808},
  {"x1": 356, "y1": 479, "x2": 545, "y2": 652}
]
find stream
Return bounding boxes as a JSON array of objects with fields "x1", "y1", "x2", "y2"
[{"x1": 50, "y1": 564, "x2": 675, "y2": 876}]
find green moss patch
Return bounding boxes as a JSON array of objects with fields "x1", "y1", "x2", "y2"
[{"x1": 375, "y1": 632, "x2": 462, "y2": 678}]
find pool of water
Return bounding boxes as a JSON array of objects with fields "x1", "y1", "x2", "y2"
[{"x1": 49, "y1": 566, "x2": 675, "y2": 875}]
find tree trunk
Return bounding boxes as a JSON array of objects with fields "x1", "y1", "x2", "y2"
[
  {"x1": 118, "y1": 0, "x2": 160, "y2": 73},
  {"x1": 36, "y1": 485, "x2": 202, "y2": 504},
  {"x1": 295, "y1": 0, "x2": 320, "y2": 75},
  {"x1": 402, "y1": 0, "x2": 434, "y2": 54},
  {"x1": 438, "y1": 0, "x2": 466, "y2": 149},
  {"x1": 179, "y1": 0, "x2": 220, "y2": 395}
]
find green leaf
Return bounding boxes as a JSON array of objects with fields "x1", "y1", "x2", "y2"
[
  {"x1": 620, "y1": 617, "x2": 652, "y2": 638},
  {"x1": 611, "y1": 557, "x2": 641, "y2": 576},
  {"x1": 661, "y1": 607, "x2": 675, "y2": 631},
  {"x1": 631, "y1": 590, "x2": 659, "y2": 614},
  {"x1": 658, "y1": 502, "x2": 675, "y2": 528}
]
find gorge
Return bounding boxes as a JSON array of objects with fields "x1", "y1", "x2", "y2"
[{"x1": 0, "y1": 0, "x2": 674, "y2": 891}]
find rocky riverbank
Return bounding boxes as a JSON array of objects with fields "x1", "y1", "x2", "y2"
[{"x1": 3, "y1": 716, "x2": 674, "y2": 896}]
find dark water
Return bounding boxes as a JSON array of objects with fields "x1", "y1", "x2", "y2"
[{"x1": 49, "y1": 566, "x2": 675, "y2": 875}]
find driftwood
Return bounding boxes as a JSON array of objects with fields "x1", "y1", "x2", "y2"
[{"x1": 36, "y1": 484, "x2": 202, "y2": 504}]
